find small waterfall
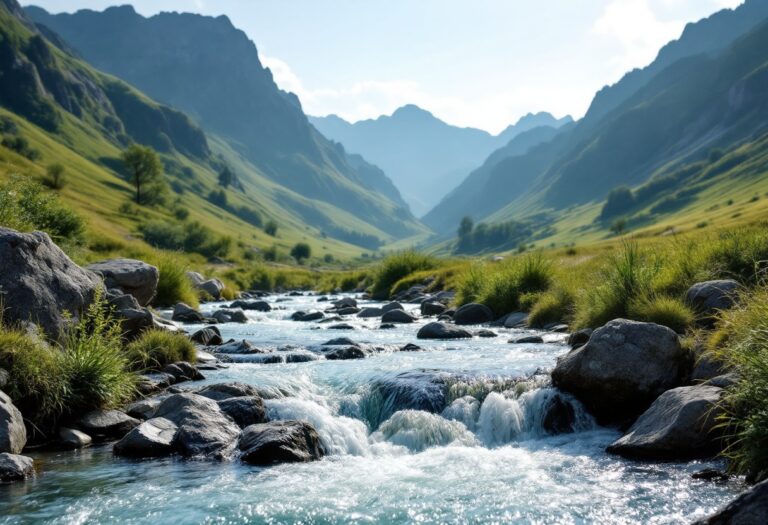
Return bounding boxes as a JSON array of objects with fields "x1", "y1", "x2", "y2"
[
  {"x1": 371, "y1": 409, "x2": 478, "y2": 452},
  {"x1": 441, "y1": 396, "x2": 481, "y2": 432}
]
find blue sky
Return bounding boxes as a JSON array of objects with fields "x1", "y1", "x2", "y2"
[{"x1": 25, "y1": 0, "x2": 743, "y2": 133}]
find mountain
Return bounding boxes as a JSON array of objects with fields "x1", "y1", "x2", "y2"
[
  {"x1": 310, "y1": 105, "x2": 571, "y2": 215},
  {"x1": 424, "y1": 0, "x2": 768, "y2": 241},
  {"x1": 25, "y1": 4, "x2": 426, "y2": 244}
]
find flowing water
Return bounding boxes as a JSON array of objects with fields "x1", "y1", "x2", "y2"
[{"x1": 0, "y1": 295, "x2": 742, "y2": 524}]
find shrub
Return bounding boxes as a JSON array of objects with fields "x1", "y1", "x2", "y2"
[
  {"x1": 529, "y1": 288, "x2": 575, "y2": 328},
  {"x1": 627, "y1": 295, "x2": 694, "y2": 333},
  {"x1": 151, "y1": 253, "x2": 199, "y2": 307},
  {"x1": 290, "y1": 242, "x2": 312, "y2": 262},
  {"x1": 126, "y1": 330, "x2": 196, "y2": 371},
  {"x1": 0, "y1": 176, "x2": 84, "y2": 242},
  {"x1": 371, "y1": 251, "x2": 437, "y2": 299},
  {"x1": 709, "y1": 286, "x2": 768, "y2": 480},
  {"x1": 45, "y1": 163, "x2": 66, "y2": 190},
  {"x1": 455, "y1": 263, "x2": 487, "y2": 306},
  {"x1": 140, "y1": 220, "x2": 231, "y2": 258},
  {"x1": 475, "y1": 264, "x2": 523, "y2": 316},
  {"x1": 264, "y1": 220, "x2": 278, "y2": 236}
]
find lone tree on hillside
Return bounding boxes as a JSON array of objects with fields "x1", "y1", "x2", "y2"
[
  {"x1": 218, "y1": 165, "x2": 234, "y2": 188},
  {"x1": 121, "y1": 144, "x2": 162, "y2": 205},
  {"x1": 46, "y1": 162, "x2": 66, "y2": 189},
  {"x1": 264, "y1": 220, "x2": 278, "y2": 237},
  {"x1": 290, "y1": 242, "x2": 311, "y2": 262}
]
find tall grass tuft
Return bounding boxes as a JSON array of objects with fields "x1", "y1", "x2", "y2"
[
  {"x1": 126, "y1": 329, "x2": 197, "y2": 371},
  {"x1": 370, "y1": 251, "x2": 437, "y2": 299},
  {"x1": 627, "y1": 295, "x2": 695, "y2": 333},
  {"x1": 469, "y1": 254, "x2": 554, "y2": 317},
  {"x1": 455, "y1": 263, "x2": 487, "y2": 306},
  {"x1": 528, "y1": 287, "x2": 575, "y2": 328},
  {"x1": 573, "y1": 241, "x2": 659, "y2": 329},
  {"x1": 151, "y1": 253, "x2": 199, "y2": 307},
  {"x1": 709, "y1": 286, "x2": 768, "y2": 481}
]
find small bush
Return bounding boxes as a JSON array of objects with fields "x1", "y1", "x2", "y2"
[
  {"x1": 290, "y1": 242, "x2": 312, "y2": 262},
  {"x1": 475, "y1": 264, "x2": 523, "y2": 316},
  {"x1": 45, "y1": 163, "x2": 66, "y2": 190},
  {"x1": 151, "y1": 253, "x2": 199, "y2": 307},
  {"x1": 455, "y1": 263, "x2": 487, "y2": 306},
  {"x1": 0, "y1": 176, "x2": 84, "y2": 242},
  {"x1": 264, "y1": 220, "x2": 278, "y2": 237},
  {"x1": 126, "y1": 330, "x2": 196, "y2": 371},
  {"x1": 627, "y1": 295, "x2": 694, "y2": 333},
  {"x1": 140, "y1": 220, "x2": 230, "y2": 258},
  {"x1": 371, "y1": 251, "x2": 437, "y2": 299},
  {"x1": 529, "y1": 288, "x2": 575, "y2": 328}
]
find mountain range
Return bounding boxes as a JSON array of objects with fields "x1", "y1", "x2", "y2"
[
  {"x1": 21, "y1": 3, "x2": 427, "y2": 251},
  {"x1": 423, "y1": 0, "x2": 768, "y2": 246},
  {"x1": 310, "y1": 107, "x2": 572, "y2": 216}
]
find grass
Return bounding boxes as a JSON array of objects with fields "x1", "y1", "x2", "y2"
[
  {"x1": 126, "y1": 329, "x2": 197, "y2": 371},
  {"x1": 627, "y1": 295, "x2": 695, "y2": 334},
  {"x1": 528, "y1": 288, "x2": 575, "y2": 328},
  {"x1": 150, "y1": 252, "x2": 199, "y2": 307},
  {"x1": 709, "y1": 285, "x2": 768, "y2": 482},
  {"x1": 0, "y1": 292, "x2": 136, "y2": 433},
  {"x1": 370, "y1": 251, "x2": 438, "y2": 299}
]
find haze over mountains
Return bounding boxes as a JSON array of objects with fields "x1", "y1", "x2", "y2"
[{"x1": 311, "y1": 107, "x2": 572, "y2": 216}]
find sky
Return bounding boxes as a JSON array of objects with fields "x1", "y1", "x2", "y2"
[{"x1": 24, "y1": 0, "x2": 744, "y2": 134}]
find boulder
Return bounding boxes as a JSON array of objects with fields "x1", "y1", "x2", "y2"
[
  {"x1": 551, "y1": 319, "x2": 687, "y2": 425},
  {"x1": 357, "y1": 307, "x2": 384, "y2": 318},
  {"x1": 333, "y1": 297, "x2": 357, "y2": 309},
  {"x1": 476, "y1": 329, "x2": 497, "y2": 338},
  {"x1": 693, "y1": 478, "x2": 768, "y2": 525},
  {"x1": 126, "y1": 397, "x2": 165, "y2": 420},
  {"x1": 238, "y1": 420, "x2": 325, "y2": 465},
  {"x1": 191, "y1": 326, "x2": 223, "y2": 346},
  {"x1": 216, "y1": 340, "x2": 260, "y2": 354},
  {"x1": 152, "y1": 393, "x2": 240, "y2": 457},
  {"x1": 196, "y1": 382, "x2": 262, "y2": 402},
  {"x1": 171, "y1": 303, "x2": 205, "y2": 323},
  {"x1": 58, "y1": 427, "x2": 92, "y2": 450},
  {"x1": 292, "y1": 311, "x2": 324, "y2": 322},
  {"x1": 197, "y1": 279, "x2": 225, "y2": 301},
  {"x1": 400, "y1": 343, "x2": 424, "y2": 352},
  {"x1": 541, "y1": 393, "x2": 577, "y2": 435},
  {"x1": 0, "y1": 453, "x2": 34, "y2": 482},
  {"x1": 87, "y1": 259, "x2": 159, "y2": 306},
  {"x1": 454, "y1": 303, "x2": 494, "y2": 325},
  {"x1": 421, "y1": 302, "x2": 447, "y2": 316},
  {"x1": 503, "y1": 312, "x2": 529, "y2": 328},
  {"x1": 325, "y1": 346, "x2": 367, "y2": 360},
  {"x1": 230, "y1": 300, "x2": 271, "y2": 312},
  {"x1": 162, "y1": 361, "x2": 204, "y2": 382},
  {"x1": 417, "y1": 322, "x2": 473, "y2": 340},
  {"x1": 607, "y1": 385, "x2": 724, "y2": 460},
  {"x1": 327, "y1": 323, "x2": 355, "y2": 330},
  {"x1": 137, "y1": 372, "x2": 175, "y2": 395},
  {"x1": 381, "y1": 309, "x2": 416, "y2": 324},
  {"x1": 217, "y1": 396, "x2": 267, "y2": 428},
  {"x1": 0, "y1": 391, "x2": 26, "y2": 454},
  {"x1": 379, "y1": 323, "x2": 396, "y2": 330},
  {"x1": 335, "y1": 307, "x2": 360, "y2": 315},
  {"x1": 0, "y1": 228, "x2": 101, "y2": 340},
  {"x1": 509, "y1": 335, "x2": 544, "y2": 344},
  {"x1": 322, "y1": 337, "x2": 358, "y2": 346},
  {"x1": 114, "y1": 417, "x2": 178, "y2": 458},
  {"x1": 382, "y1": 302, "x2": 404, "y2": 313},
  {"x1": 285, "y1": 353, "x2": 318, "y2": 363},
  {"x1": 104, "y1": 289, "x2": 154, "y2": 339},
  {"x1": 686, "y1": 280, "x2": 739, "y2": 319},
  {"x1": 78, "y1": 410, "x2": 139, "y2": 441},
  {"x1": 212, "y1": 308, "x2": 248, "y2": 324}
]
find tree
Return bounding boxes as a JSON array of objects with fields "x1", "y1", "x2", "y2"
[
  {"x1": 218, "y1": 166, "x2": 234, "y2": 188},
  {"x1": 264, "y1": 220, "x2": 278, "y2": 237},
  {"x1": 121, "y1": 145, "x2": 162, "y2": 205},
  {"x1": 611, "y1": 218, "x2": 628, "y2": 236},
  {"x1": 46, "y1": 163, "x2": 66, "y2": 189},
  {"x1": 208, "y1": 189, "x2": 228, "y2": 208},
  {"x1": 600, "y1": 186, "x2": 635, "y2": 222},
  {"x1": 290, "y1": 242, "x2": 311, "y2": 262},
  {"x1": 458, "y1": 216, "x2": 474, "y2": 239}
]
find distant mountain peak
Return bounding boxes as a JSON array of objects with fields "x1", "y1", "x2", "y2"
[{"x1": 390, "y1": 104, "x2": 435, "y2": 120}]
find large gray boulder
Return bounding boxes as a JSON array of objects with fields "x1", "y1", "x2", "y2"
[
  {"x1": 693, "y1": 478, "x2": 768, "y2": 525},
  {"x1": 105, "y1": 289, "x2": 154, "y2": 339},
  {"x1": 0, "y1": 453, "x2": 34, "y2": 482},
  {"x1": 114, "y1": 417, "x2": 178, "y2": 458},
  {"x1": 0, "y1": 391, "x2": 26, "y2": 454},
  {"x1": 238, "y1": 420, "x2": 325, "y2": 465},
  {"x1": 551, "y1": 319, "x2": 687, "y2": 425},
  {"x1": 196, "y1": 382, "x2": 262, "y2": 401},
  {"x1": 187, "y1": 272, "x2": 224, "y2": 301},
  {"x1": 172, "y1": 303, "x2": 205, "y2": 323},
  {"x1": 454, "y1": 303, "x2": 494, "y2": 325},
  {"x1": 87, "y1": 259, "x2": 159, "y2": 306},
  {"x1": 607, "y1": 385, "x2": 724, "y2": 459},
  {"x1": 382, "y1": 302, "x2": 404, "y2": 313},
  {"x1": 153, "y1": 393, "x2": 240, "y2": 457},
  {"x1": 686, "y1": 280, "x2": 739, "y2": 319},
  {"x1": 417, "y1": 322, "x2": 473, "y2": 340},
  {"x1": 357, "y1": 307, "x2": 384, "y2": 318},
  {"x1": 58, "y1": 427, "x2": 92, "y2": 450},
  {"x1": 325, "y1": 346, "x2": 367, "y2": 360},
  {"x1": 0, "y1": 228, "x2": 100, "y2": 340}
]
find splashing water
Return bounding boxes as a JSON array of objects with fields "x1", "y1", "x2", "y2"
[{"x1": 0, "y1": 294, "x2": 742, "y2": 524}]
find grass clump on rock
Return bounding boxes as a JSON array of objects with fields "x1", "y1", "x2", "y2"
[
  {"x1": 626, "y1": 295, "x2": 695, "y2": 334},
  {"x1": 150, "y1": 253, "x2": 199, "y2": 308},
  {"x1": 126, "y1": 329, "x2": 196, "y2": 372}
]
